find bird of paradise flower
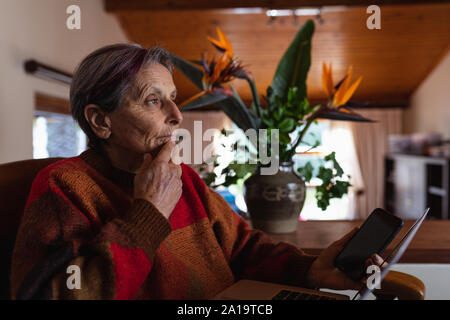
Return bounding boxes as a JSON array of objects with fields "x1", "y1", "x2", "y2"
[
  {"x1": 178, "y1": 28, "x2": 251, "y2": 109},
  {"x1": 315, "y1": 62, "x2": 372, "y2": 122},
  {"x1": 173, "y1": 23, "x2": 372, "y2": 138}
]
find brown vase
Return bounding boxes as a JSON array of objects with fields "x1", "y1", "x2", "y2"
[{"x1": 243, "y1": 161, "x2": 306, "y2": 234}]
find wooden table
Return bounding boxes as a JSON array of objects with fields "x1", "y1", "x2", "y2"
[{"x1": 267, "y1": 220, "x2": 450, "y2": 263}]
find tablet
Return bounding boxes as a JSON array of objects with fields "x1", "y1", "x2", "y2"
[{"x1": 334, "y1": 208, "x2": 404, "y2": 281}]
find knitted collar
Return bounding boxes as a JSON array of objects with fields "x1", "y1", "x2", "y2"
[{"x1": 79, "y1": 148, "x2": 135, "y2": 190}]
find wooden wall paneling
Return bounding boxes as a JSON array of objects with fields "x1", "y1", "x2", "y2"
[
  {"x1": 105, "y1": 0, "x2": 450, "y2": 11},
  {"x1": 112, "y1": 3, "x2": 450, "y2": 105}
]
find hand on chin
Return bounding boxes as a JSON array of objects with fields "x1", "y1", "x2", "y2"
[{"x1": 149, "y1": 140, "x2": 168, "y2": 158}]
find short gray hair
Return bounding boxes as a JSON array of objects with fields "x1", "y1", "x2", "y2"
[{"x1": 70, "y1": 43, "x2": 173, "y2": 149}]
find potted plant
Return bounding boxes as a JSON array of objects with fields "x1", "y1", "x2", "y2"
[{"x1": 171, "y1": 19, "x2": 372, "y2": 233}]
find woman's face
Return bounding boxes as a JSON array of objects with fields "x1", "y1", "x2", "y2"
[{"x1": 106, "y1": 63, "x2": 183, "y2": 156}]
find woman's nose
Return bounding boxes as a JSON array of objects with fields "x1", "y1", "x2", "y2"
[{"x1": 167, "y1": 100, "x2": 183, "y2": 126}]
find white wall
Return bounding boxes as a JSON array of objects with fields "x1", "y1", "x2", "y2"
[
  {"x1": 403, "y1": 50, "x2": 450, "y2": 139},
  {"x1": 324, "y1": 264, "x2": 450, "y2": 300},
  {"x1": 0, "y1": 0, "x2": 127, "y2": 164},
  {"x1": 391, "y1": 264, "x2": 450, "y2": 300}
]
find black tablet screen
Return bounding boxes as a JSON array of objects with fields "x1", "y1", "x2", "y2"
[{"x1": 334, "y1": 208, "x2": 403, "y2": 281}]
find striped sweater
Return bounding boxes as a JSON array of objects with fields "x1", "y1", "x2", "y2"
[{"x1": 10, "y1": 148, "x2": 316, "y2": 300}]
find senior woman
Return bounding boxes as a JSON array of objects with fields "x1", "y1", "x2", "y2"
[{"x1": 10, "y1": 44, "x2": 381, "y2": 300}]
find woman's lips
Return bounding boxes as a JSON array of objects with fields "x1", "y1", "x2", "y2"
[
  {"x1": 159, "y1": 135, "x2": 176, "y2": 143},
  {"x1": 158, "y1": 135, "x2": 183, "y2": 144}
]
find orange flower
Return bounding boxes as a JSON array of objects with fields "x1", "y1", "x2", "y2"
[
  {"x1": 322, "y1": 62, "x2": 333, "y2": 98},
  {"x1": 322, "y1": 62, "x2": 363, "y2": 108},
  {"x1": 200, "y1": 52, "x2": 247, "y2": 90},
  {"x1": 179, "y1": 28, "x2": 248, "y2": 109},
  {"x1": 207, "y1": 27, "x2": 233, "y2": 58}
]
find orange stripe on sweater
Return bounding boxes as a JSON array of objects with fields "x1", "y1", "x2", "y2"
[
  {"x1": 25, "y1": 157, "x2": 101, "y2": 228},
  {"x1": 25, "y1": 158, "x2": 80, "y2": 210}
]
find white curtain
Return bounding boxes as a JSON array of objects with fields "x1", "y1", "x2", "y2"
[
  {"x1": 325, "y1": 108, "x2": 403, "y2": 219},
  {"x1": 322, "y1": 121, "x2": 363, "y2": 220}
]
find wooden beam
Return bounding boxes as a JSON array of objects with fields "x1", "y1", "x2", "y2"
[
  {"x1": 105, "y1": 0, "x2": 449, "y2": 11},
  {"x1": 24, "y1": 60, "x2": 72, "y2": 86}
]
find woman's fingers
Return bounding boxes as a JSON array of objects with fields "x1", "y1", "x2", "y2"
[
  {"x1": 137, "y1": 153, "x2": 153, "y2": 174},
  {"x1": 366, "y1": 254, "x2": 384, "y2": 267},
  {"x1": 133, "y1": 141, "x2": 183, "y2": 220},
  {"x1": 155, "y1": 141, "x2": 176, "y2": 162},
  {"x1": 372, "y1": 254, "x2": 382, "y2": 264}
]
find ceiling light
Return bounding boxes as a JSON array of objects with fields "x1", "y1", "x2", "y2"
[
  {"x1": 294, "y1": 8, "x2": 322, "y2": 16},
  {"x1": 266, "y1": 8, "x2": 322, "y2": 17}
]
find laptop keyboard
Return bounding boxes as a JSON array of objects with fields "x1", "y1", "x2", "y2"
[{"x1": 271, "y1": 289, "x2": 338, "y2": 300}]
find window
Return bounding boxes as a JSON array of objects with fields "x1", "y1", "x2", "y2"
[
  {"x1": 33, "y1": 93, "x2": 87, "y2": 159},
  {"x1": 221, "y1": 120, "x2": 353, "y2": 220},
  {"x1": 293, "y1": 121, "x2": 351, "y2": 220}
]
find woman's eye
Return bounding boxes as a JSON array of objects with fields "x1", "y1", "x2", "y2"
[{"x1": 146, "y1": 98, "x2": 159, "y2": 105}]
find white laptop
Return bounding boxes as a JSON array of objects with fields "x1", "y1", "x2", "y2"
[{"x1": 215, "y1": 208, "x2": 429, "y2": 301}]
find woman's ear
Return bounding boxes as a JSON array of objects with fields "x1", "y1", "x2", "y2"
[{"x1": 84, "y1": 104, "x2": 112, "y2": 140}]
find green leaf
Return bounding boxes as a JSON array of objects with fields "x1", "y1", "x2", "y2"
[
  {"x1": 325, "y1": 152, "x2": 344, "y2": 177},
  {"x1": 317, "y1": 196, "x2": 330, "y2": 211},
  {"x1": 247, "y1": 78, "x2": 262, "y2": 117},
  {"x1": 270, "y1": 20, "x2": 315, "y2": 104},
  {"x1": 317, "y1": 167, "x2": 333, "y2": 184},
  {"x1": 229, "y1": 163, "x2": 257, "y2": 178},
  {"x1": 230, "y1": 85, "x2": 247, "y2": 110},
  {"x1": 297, "y1": 162, "x2": 314, "y2": 182},
  {"x1": 250, "y1": 102, "x2": 258, "y2": 117},
  {"x1": 312, "y1": 156, "x2": 351, "y2": 210},
  {"x1": 170, "y1": 53, "x2": 204, "y2": 90},
  {"x1": 223, "y1": 175, "x2": 239, "y2": 187},
  {"x1": 273, "y1": 111, "x2": 281, "y2": 121},
  {"x1": 189, "y1": 60, "x2": 204, "y2": 66},
  {"x1": 202, "y1": 172, "x2": 217, "y2": 187},
  {"x1": 216, "y1": 97, "x2": 259, "y2": 133},
  {"x1": 316, "y1": 109, "x2": 374, "y2": 122},
  {"x1": 181, "y1": 91, "x2": 230, "y2": 111},
  {"x1": 331, "y1": 180, "x2": 350, "y2": 198},
  {"x1": 287, "y1": 87, "x2": 297, "y2": 104},
  {"x1": 279, "y1": 118, "x2": 295, "y2": 133},
  {"x1": 262, "y1": 112, "x2": 274, "y2": 127},
  {"x1": 279, "y1": 133, "x2": 291, "y2": 145},
  {"x1": 266, "y1": 86, "x2": 274, "y2": 98}
]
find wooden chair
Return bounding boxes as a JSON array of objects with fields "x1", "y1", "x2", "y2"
[
  {"x1": 373, "y1": 271, "x2": 425, "y2": 300},
  {"x1": 0, "y1": 157, "x2": 62, "y2": 300},
  {"x1": 0, "y1": 158, "x2": 425, "y2": 300}
]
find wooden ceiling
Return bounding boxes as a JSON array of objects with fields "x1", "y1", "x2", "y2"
[{"x1": 106, "y1": 1, "x2": 450, "y2": 106}]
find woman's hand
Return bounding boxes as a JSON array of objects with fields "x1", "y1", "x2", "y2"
[
  {"x1": 305, "y1": 227, "x2": 385, "y2": 290},
  {"x1": 133, "y1": 141, "x2": 182, "y2": 219}
]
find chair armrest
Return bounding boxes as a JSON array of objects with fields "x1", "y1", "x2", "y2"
[{"x1": 373, "y1": 270, "x2": 425, "y2": 300}]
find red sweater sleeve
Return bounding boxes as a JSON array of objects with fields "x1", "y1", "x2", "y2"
[
  {"x1": 10, "y1": 175, "x2": 171, "y2": 300},
  {"x1": 202, "y1": 186, "x2": 317, "y2": 287}
]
